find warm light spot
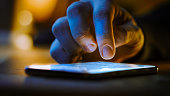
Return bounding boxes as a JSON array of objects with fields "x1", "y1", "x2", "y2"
[
  {"x1": 26, "y1": 0, "x2": 56, "y2": 8},
  {"x1": 17, "y1": 10, "x2": 33, "y2": 26},
  {"x1": 25, "y1": 0, "x2": 58, "y2": 22},
  {"x1": 13, "y1": 34, "x2": 33, "y2": 50}
]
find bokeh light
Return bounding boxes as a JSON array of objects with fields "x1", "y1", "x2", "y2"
[
  {"x1": 25, "y1": 0, "x2": 58, "y2": 22},
  {"x1": 17, "y1": 10, "x2": 33, "y2": 26},
  {"x1": 12, "y1": 34, "x2": 33, "y2": 50},
  {"x1": 11, "y1": 0, "x2": 59, "y2": 50}
]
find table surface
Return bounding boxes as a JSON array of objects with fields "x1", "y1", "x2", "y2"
[{"x1": 0, "y1": 46, "x2": 170, "y2": 96}]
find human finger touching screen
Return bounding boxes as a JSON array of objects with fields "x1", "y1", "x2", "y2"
[{"x1": 50, "y1": 0, "x2": 144, "y2": 63}]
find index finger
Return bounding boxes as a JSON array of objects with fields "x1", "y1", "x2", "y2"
[{"x1": 93, "y1": 1, "x2": 116, "y2": 60}]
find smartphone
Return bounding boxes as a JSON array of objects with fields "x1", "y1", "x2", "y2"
[{"x1": 25, "y1": 61, "x2": 158, "y2": 79}]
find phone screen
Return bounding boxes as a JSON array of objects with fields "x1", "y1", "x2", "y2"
[{"x1": 25, "y1": 61, "x2": 158, "y2": 78}]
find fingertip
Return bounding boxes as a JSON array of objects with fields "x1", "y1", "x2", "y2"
[
  {"x1": 77, "y1": 36, "x2": 97, "y2": 53},
  {"x1": 50, "y1": 39, "x2": 71, "y2": 63},
  {"x1": 51, "y1": 20, "x2": 57, "y2": 33},
  {"x1": 101, "y1": 44, "x2": 115, "y2": 60},
  {"x1": 86, "y1": 42, "x2": 97, "y2": 53},
  {"x1": 51, "y1": 17, "x2": 67, "y2": 36}
]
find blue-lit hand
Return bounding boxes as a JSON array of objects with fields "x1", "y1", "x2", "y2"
[{"x1": 50, "y1": 0, "x2": 144, "y2": 63}]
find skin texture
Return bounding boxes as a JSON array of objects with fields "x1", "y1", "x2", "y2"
[{"x1": 50, "y1": 0, "x2": 144, "y2": 63}]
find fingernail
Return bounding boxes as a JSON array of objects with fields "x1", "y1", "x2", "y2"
[
  {"x1": 86, "y1": 43, "x2": 97, "y2": 53},
  {"x1": 79, "y1": 37, "x2": 97, "y2": 53},
  {"x1": 102, "y1": 45, "x2": 114, "y2": 60}
]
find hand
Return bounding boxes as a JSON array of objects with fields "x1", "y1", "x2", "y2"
[{"x1": 50, "y1": 0, "x2": 144, "y2": 63}]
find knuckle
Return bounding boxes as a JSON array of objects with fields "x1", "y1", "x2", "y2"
[
  {"x1": 93, "y1": 9, "x2": 111, "y2": 20},
  {"x1": 52, "y1": 17, "x2": 67, "y2": 36},
  {"x1": 67, "y1": 2, "x2": 85, "y2": 18},
  {"x1": 50, "y1": 49, "x2": 56, "y2": 60},
  {"x1": 50, "y1": 39, "x2": 76, "y2": 63},
  {"x1": 76, "y1": 35, "x2": 86, "y2": 42},
  {"x1": 72, "y1": 31, "x2": 87, "y2": 41},
  {"x1": 50, "y1": 39, "x2": 68, "y2": 63},
  {"x1": 50, "y1": 39, "x2": 60, "y2": 58},
  {"x1": 50, "y1": 48, "x2": 57, "y2": 61}
]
